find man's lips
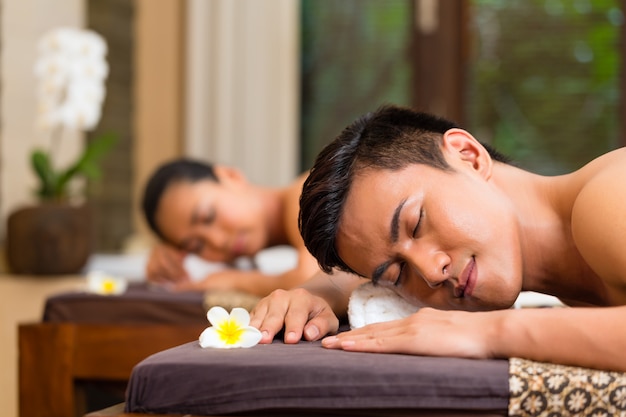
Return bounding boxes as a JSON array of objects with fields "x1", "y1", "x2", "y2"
[{"x1": 454, "y1": 256, "x2": 477, "y2": 298}]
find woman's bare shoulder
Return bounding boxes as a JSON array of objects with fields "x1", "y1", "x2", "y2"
[{"x1": 279, "y1": 172, "x2": 309, "y2": 246}]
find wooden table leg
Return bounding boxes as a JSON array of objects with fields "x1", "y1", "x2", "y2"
[{"x1": 19, "y1": 323, "x2": 75, "y2": 417}]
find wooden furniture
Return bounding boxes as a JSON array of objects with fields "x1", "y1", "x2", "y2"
[{"x1": 19, "y1": 322, "x2": 206, "y2": 417}]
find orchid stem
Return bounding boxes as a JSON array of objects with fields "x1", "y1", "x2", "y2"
[{"x1": 49, "y1": 125, "x2": 63, "y2": 170}]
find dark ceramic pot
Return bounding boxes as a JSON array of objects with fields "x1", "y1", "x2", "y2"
[{"x1": 6, "y1": 203, "x2": 92, "y2": 275}]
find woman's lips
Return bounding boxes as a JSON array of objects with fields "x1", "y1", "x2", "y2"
[{"x1": 231, "y1": 234, "x2": 246, "y2": 257}]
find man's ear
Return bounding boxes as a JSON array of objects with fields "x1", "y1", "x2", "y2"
[
  {"x1": 213, "y1": 165, "x2": 248, "y2": 186},
  {"x1": 442, "y1": 128, "x2": 493, "y2": 179}
]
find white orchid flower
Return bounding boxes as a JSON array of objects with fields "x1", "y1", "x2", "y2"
[
  {"x1": 67, "y1": 79, "x2": 106, "y2": 103},
  {"x1": 59, "y1": 100, "x2": 101, "y2": 130},
  {"x1": 199, "y1": 306, "x2": 262, "y2": 349},
  {"x1": 86, "y1": 270, "x2": 128, "y2": 295},
  {"x1": 76, "y1": 30, "x2": 107, "y2": 59},
  {"x1": 34, "y1": 27, "x2": 108, "y2": 133},
  {"x1": 69, "y1": 58, "x2": 109, "y2": 81}
]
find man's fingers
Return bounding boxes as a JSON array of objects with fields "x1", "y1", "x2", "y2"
[
  {"x1": 250, "y1": 290, "x2": 293, "y2": 343},
  {"x1": 249, "y1": 288, "x2": 339, "y2": 344},
  {"x1": 248, "y1": 302, "x2": 268, "y2": 328},
  {"x1": 303, "y1": 311, "x2": 339, "y2": 341},
  {"x1": 281, "y1": 288, "x2": 327, "y2": 343}
]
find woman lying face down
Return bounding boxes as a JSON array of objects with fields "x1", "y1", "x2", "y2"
[
  {"x1": 141, "y1": 159, "x2": 319, "y2": 296},
  {"x1": 250, "y1": 104, "x2": 626, "y2": 372}
]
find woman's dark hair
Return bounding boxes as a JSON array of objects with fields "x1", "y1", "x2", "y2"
[
  {"x1": 299, "y1": 104, "x2": 510, "y2": 275},
  {"x1": 142, "y1": 158, "x2": 218, "y2": 241}
]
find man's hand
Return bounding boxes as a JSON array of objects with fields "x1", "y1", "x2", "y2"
[{"x1": 249, "y1": 288, "x2": 340, "y2": 344}]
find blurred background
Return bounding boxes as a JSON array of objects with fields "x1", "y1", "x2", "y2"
[
  {"x1": 0, "y1": 0, "x2": 624, "y2": 256},
  {"x1": 0, "y1": 2, "x2": 624, "y2": 416}
]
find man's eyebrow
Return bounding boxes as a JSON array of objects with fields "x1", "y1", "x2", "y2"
[
  {"x1": 390, "y1": 198, "x2": 408, "y2": 244},
  {"x1": 371, "y1": 198, "x2": 407, "y2": 283}
]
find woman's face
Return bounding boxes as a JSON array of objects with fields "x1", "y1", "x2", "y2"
[
  {"x1": 335, "y1": 143, "x2": 523, "y2": 311},
  {"x1": 155, "y1": 173, "x2": 266, "y2": 263}
]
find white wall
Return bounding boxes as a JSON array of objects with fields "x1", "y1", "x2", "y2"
[{"x1": 0, "y1": 0, "x2": 85, "y2": 242}]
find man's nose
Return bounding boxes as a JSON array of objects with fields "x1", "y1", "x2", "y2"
[{"x1": 406, "y1": 246, "x2": 450, "y2": 289}]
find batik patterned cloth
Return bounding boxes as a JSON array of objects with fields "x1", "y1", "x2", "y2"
[{"x1": 509, "y1": 357, "x2": 626, "y2": 417}]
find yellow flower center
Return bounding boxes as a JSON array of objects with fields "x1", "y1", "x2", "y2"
[
  {"x1": 101, "y1": 279, "x2": 116, "y2": 294},
  {"x1": 216, "y1": 319, "x2": 245, "y2": 345}
]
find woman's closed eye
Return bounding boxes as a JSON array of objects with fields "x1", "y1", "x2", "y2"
[{"x1": 201, "y1": 206, "x2": 217, "y2": 225}]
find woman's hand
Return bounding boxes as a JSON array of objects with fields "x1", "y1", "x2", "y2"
[
  {"x1": 249, "y1": 288, "x2": 340, "y2": 344},
  {"x1": 146, "y1": 243, "x2": 190, "y2": 285},
  {"x1": 322, "y1": 307, "x2": 495, "y2": 359}
]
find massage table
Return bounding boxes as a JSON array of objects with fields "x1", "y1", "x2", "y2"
[
  {"x1": 121, "y1": 336, "x2": 509, "y2": 417},
  {"x1": 18, "y1": 282, "x2": 209, "y2": 417},
  {"x1": 19, "y1": 247, "x2": 297, "y2": 417},
  {"x1": 84, "y1": 289, "x2": 626, "y2": 417},
  {"x1": 79, "y1": 330, "x2": 626, "y2": 417}
]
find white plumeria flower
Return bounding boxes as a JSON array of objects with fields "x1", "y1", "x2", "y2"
[
  {"x1": 34, "y1": 27, "x2": 108, "y2": 133},
  {"x1": 86, "y1": 270, "x2": 128, "y2": 295},
  {"x1": 199, "y1": 306, "x2": 262, "y2": 349}
]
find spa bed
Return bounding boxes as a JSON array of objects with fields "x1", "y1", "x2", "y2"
[
  {"x1": 19, "y1": 248, "x2": 296, "y2": 417},
  {"x1": 83, "y1": 333, "x2": 626, "y2": 417},
  {"x1": 121, "y1": 336, "x2": 509, "y2": 417},
  {"x1": 89, "y1": 289, "x2": 626, "y2": 417},
  {"x1": 18, "y1": 282, "x2": 209, "y2": 417}
]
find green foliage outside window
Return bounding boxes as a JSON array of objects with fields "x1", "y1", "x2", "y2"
[
  {"x1": 300, "y1": 0, "x2": 413, "y2": 171},
  {"x1": 467, "y1": 0, "x2": 622, "y2": 174}
]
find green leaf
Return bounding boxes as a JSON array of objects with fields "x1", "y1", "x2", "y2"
[
  {"x1": 31, "y1": 150, "x2": 59, "y2": 199},
  {"x1": 56, "y1": 132, "x2": 118, "y2": 197}
]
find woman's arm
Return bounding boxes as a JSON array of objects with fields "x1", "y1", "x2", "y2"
[{"x1": 172, "y1": 246, "x2": 320, "y2": 297}]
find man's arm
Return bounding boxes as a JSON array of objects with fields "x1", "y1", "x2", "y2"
[
  {"x1": 299, "y1": 270, "x2": 368, "y2": 317},
  {"x1": 493, "y1": 305, "x2": 626, "y2": 371},
  {"x1": 322, "y1": 304, "x2": 626, "y2": 372}
]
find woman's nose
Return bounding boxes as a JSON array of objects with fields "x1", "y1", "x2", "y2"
[{"x1": 202, "y1": 228, "x2": 230, "y2": 255}]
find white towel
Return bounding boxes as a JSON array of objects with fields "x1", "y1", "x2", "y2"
[{"x1": 348, "y1": 282, "x2": 422, "y2": 329}]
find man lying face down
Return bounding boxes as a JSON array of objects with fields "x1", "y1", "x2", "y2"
[{"x1": 250, "y1": 104, "x2": 626, "y2": 373}]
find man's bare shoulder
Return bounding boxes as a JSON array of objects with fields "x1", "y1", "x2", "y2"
[
  {"x1": 571, "y1": 148, "x2": 626, "y2": 300},
  {"x1": 575, "y1": 148, "x2": 626, "y2": 201}
]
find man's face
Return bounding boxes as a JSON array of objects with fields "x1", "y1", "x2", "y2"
[{"x1": 335, "y1": 157, "x2": 523, "y2": 311}]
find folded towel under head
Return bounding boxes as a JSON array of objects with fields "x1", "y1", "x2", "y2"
[{"x1": 348, "y1": 282, "x2": 422, "y2": 329}]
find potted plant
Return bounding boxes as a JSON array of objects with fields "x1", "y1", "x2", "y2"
[{"x1": 5, "y1": 27, "x2": 116, "y2": 275}]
